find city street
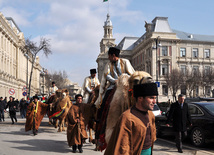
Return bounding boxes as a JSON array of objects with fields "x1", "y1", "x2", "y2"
[{"x1": 0, "y1": 114, "x2": 214, "y2": 155}]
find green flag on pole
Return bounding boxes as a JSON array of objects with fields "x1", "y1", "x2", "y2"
[{"x1": 103, "y1": 0, "x2": 108, "y2": 2}]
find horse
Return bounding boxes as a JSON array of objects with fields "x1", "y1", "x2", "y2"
[
  {"x1": 48, "y1": 89, "x2": 72, "y2": 132},
  {"x1": 95, "y1": 71, "x2": 153, "y2": 149}
]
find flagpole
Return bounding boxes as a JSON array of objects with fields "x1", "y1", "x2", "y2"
[{"x1": 108, "y1": 0, "x2": 109, "y2": 14}]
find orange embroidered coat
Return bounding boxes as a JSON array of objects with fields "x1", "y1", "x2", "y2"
[
  {"x1": 25, "y1": 101, "x2": 48, "y2": 131},
  {"x1": 67, "y1": 104, "x2": 88, "y2": 146},
  {"x1": 104, "y1": 109, "x2": 156, "y2": 155}
]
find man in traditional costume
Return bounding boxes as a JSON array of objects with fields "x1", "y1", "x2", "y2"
[
  {"x1": 49, "y1": 81, "x2": 58, "y2": 96},
  {"x1": 25, "y1": 95, "x2": 49, "y2": 135},
  {"x1": 82, "y1": 69, "x2": 100, "y2": 103},
  {"x1": 67, "y1": 94, "x2": 88, "y2": 153},
  {"x1": 104, "y1": 83, "x2": 158, "y2": 155},
  {"x1": 94, "y1": 47, "x2": 135, "y2": 150}
]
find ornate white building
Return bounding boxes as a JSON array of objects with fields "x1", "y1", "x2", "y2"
[
  {"x1": 0, "y1": 12, "x2": 43, "y2": 100},
  {"x1": 97, "y1": 15, "x2": 214, "y2": 101}
]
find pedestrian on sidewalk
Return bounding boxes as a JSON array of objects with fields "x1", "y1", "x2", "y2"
[
  {"x1": 166, "y1": 94, "x2": 192, "y2": 153},
  {"x1": 0, "y1": 97, "x2": 6, "y2": 122},
  {"x1": 19, "y1": 98, "x2": 28, "y2": 118},
  {"x1": 5, "y1": 96, "x2": 17, "y2": 124}
]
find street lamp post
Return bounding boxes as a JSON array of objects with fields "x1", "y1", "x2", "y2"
[
  {"x1": 155, "y1": 36, "x2": 161, "y2": 104},
  {"x1": 24, "y1": 52, "x2": 29, "y2": 99}
]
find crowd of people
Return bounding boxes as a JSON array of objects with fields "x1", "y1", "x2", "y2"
[{"x1": 0, "y1": 96, "x2": 29, "y2": 124}]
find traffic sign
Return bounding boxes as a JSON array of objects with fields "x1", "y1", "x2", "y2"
[
  {"x1": 155, "y1": 82, "x2": 160, "y2": 87},
  {"x1": 9, "y1": 88, "x2": 15, "y2": 95},
  {"x1": 22, "y1": 91, "x2": 27, "y2": 96},
  {"x1": 22, "y1": 86, "x2": 27, "y2": 91}
]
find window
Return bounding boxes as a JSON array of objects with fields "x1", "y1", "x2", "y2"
[
  {"x1": 204, "y1": 66, "x2": 210, "y2": 75},
  {"x1": 180, "y1": 48, "x2": 186, "y2": 57},
  {"x1": 204, "y1": 49, "x2": 210, "y2": 58},
  {"x1": 180, "y1": 65, "x2": 186, "y2": 75},
  {"x1": 193, "y1": 66, "x2": 199, "y2": 74},
  {"x1": 162, "y1": 46, "x2": 168, "y2": 56},
  {"x1": 193, "y1": 48, "x2": 198, "y2": 58},
  {"x1": 162, "y1": 85, "x2": 168, "y2": 96},
  {"x1": 189, "y1": 105, "x2": 203, "y2": 116},
  {"x1": 162, "y1": 64, "x2": 168, "y2": 75}
]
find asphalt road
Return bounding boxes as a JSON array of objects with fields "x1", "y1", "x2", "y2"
[{"x1": 0, "y1": 113, "x2": 214, "y2": 155}]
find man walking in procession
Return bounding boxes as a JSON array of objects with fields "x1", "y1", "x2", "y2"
[
  {"x1": 104, "y1": 83, "x2": 158, "y2": 155},
  {"x1": 25, "y1": 95, "x2": 49, "y2": 135},
  {"x1": 67, "y1": 94, "x2": 88, "y2": 153}
]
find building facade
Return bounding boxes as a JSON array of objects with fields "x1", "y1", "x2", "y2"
[
  {"x1": 0, "y1": 12, "x2": 43, "y2": 100},
  {"x1": 97, "y1": 16, "x2": 214, "y2": 101}
]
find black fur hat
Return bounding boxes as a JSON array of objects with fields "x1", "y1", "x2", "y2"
[
  {"x1": 133, "y1": 83, "x2": 158, "y2": 97},
  {"x1": 75, "y1": 94, "x2": 83, "y2": 100},
  {"x1": 108, "y1": 47, "x2": 120, "y2": 57},
  {"x1": 90, "y1": 69, "x2": 97, "y2": 74}
]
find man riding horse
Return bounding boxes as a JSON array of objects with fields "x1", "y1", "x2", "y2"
[
  {"x1": 82, "y1": 69, "x2": 100, "y2": 103},
  {"x1": 95, "y1": 46, "x2": 135, "y2": 150}
]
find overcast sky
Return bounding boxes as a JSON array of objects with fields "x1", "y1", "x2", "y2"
[{"x1": 1, "y1": 0, "x2": 214, "y2": 86}]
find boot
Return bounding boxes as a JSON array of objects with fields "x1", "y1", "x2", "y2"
[
  {"x1": 72, "y1": 145, "x2": 77, "y2": 153},
  {"x1": 78, "y1": 145, "x2": 83, "y2": 153}
]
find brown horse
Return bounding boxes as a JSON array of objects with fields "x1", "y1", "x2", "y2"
[
  {"x1": 105, "y1": 71, "x2": 153, "y2": 144},
  {"x1": 48, "y1": 89, "x2": 72, "y2": 132},
  {"x1": 83, "y1": 85, "x2": 99, "y2": 143}
]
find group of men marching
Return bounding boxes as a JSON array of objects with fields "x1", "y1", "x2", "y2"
[{"x1": 24, "y1": 46, "x2": 166, "y2": 155}]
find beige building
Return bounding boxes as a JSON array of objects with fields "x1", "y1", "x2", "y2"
[
  {"x1": 97, "y1": 16, "x2": 214, "y2": 101},
  {"x1": 0, "y1": 12, "x2": 43, "y2": 100}
]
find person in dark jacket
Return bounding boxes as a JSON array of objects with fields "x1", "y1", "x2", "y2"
[
  {"x1": 166, "y1": 94, "x2": 192, "y2": 153},
  {"x1": 5, "y1": 96, "x2": 17, "y2": 124},
  {"x1": 20, "y1": 98, "x2": 28, "y2": 118},
  {"x1": 0, "y1": 97, "x2": 6, "y2": 122}
]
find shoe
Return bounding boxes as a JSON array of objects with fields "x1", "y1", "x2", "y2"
[
  {"x1": 178, "y1": 149, "x2": 183, "y2": 153},
  {"x1": 12, "y1": 122, "x2": 14, "y2": 124},
  {"x1": 72, "y1": 145, "x2": 77, "y2": 153},
  {"x1": 79, "y1": 148, "x2": 83, "y2": 153}
]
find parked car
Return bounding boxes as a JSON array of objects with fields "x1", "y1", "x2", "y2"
[
  {"x1": 155, "y1": 101, "x2": 214, "y2": 147},
  {"x1": 152, "y1": 104, "x2": 162, "y2": 116}
]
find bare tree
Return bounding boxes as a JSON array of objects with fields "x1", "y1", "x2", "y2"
[
  {"x1": 45, "y1": 70, "x2": 68, "y2": 92},
  {"x1": 201, "y1": 67, "x2": 214, "y2": 97},
  {"x1": 184, "y1": 69, "x2": 201, "y2": 98},
  {"x1": 164, "y1": 69, "x2": 183, "y2": 101},
  {"x1": 24, "y1": 37, "x2": 52, "y2": 97}
]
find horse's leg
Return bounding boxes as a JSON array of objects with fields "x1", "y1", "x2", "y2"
[
  {"x1": 89, "y1": 128, "x2": 93, "y2": 143},
  {"x1": 58, "y1": 119, "x2": 62, "y2": 132},
  {"x1": 48, "y1": 118, "x2": 52, "y2": 125},
  {"x1": 62, "y1": 118, "x2": 65, "y2": 131},
  {"x1": 55, "y1": 119, "x2": 58, "y2": 128}
]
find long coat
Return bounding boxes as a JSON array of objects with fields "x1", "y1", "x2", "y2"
[
  {"x1": 67, "y1": 104, "x2": 88, "y2": 146},
  {"x1": 104, "y1": 109, "x2": 156, "y2": 155},
  {"x1": 95, "y1": 58, "x2": 135, "y2": 108},
  {"x1": 25, "y1": 101, "x2": 48, "y2": 131},
  {"x1": 167, "y1": 101, "x2": 192, "y2": 132}
]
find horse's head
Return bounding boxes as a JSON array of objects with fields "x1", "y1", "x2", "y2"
[
  {"x1": 128, "y1": 71, "x2": 153, "y2": 106},
  {"x1": 129, "y1": 71, "x2": 153, "y2": 89},
  {"x1": 56, "y1": 89, "x2": 69, "y2": 99}
]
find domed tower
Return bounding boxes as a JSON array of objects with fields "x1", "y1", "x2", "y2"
[
  {"x1": 97, "y1": 14, "x2": 116, "y2": 81},
  {"x1": 100, "y1": 13, "x2": 116, "y2": 54}
]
